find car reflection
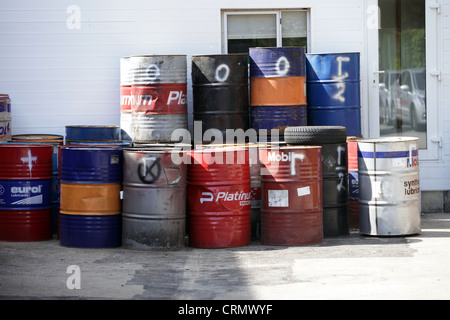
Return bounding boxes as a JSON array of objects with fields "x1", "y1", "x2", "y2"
[{"x1": 380, "y1": 68, "x2": 426, "y2": 132}]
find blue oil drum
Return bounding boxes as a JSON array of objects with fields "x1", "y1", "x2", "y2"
[
  {"x1": 306, "y1": 52, "x2": 361, "y2": 136},
  {"x1": 60, "y1": 146, "x2": 123, "y2": 184},
  {"x1": 249, "y1": 47, "x2": 307, "y2": 138},
  {"x1": 250, "y1": 105, "x2": 307, "y2": 135},
  {"x1": 66, "y1": 140, "x2": 132, "y2": 147},
  {"x1": 59, "y1": 213, "x2": 121, "y2": 248},
  {"x1": 65, "y1": 125, "x2": 121, "y2": 143},
  {"x1": 249, "y1": 47, "x2": 306, "y2": 78}
]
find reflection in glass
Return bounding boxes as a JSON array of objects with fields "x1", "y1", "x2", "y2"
[
  {"x1": 378, "y1": 0, "x2": 426, "y2": 149},
  {"x1": 227, "y1": 14, "x2": 277, "y2": 54}
]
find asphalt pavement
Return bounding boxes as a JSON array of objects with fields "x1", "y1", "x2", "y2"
[{"x1": 1, "y1": 213, "x2": 450, "y2": 302}]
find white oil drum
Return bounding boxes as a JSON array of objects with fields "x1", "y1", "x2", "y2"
[{"x1": 358, "y1": 137, "x2": 420, "y2": 236}]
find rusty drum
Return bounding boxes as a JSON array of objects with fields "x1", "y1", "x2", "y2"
[{"x1": 259, "y1": 145, "x2": 323, "y2": 245}]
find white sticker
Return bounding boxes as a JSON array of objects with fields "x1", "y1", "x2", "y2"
[
  {"x1": 110, "y1": 155, "x2": 120, "y2": 164},
  {"x1": 268, "y1": 190, "x2": 289, "y2": 207},
  {"x1": 297, "y1": 186, "x2": 311, "y2": 197},
  {"x1": 392, "y1": 158, "x2": 406, "y2": 168}
]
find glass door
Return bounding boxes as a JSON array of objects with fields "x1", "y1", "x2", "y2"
[{"x1": 368, "y1": 0, "x2": 440, "y2": 160}]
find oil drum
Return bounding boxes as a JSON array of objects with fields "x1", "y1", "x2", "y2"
[
  {"x1": 65, "y1": 125, "x2": 122, "y2": 144},
  {"x1": 0, "y1": 94, "x2": 11, "y2": 142},
  {"x1": 59, "y1": 146, "x2": 123, "y2": 247},
  {"x1": 130, "y1": 55, "x2": 188, "y2": 143},
  {"x1": 120, "y1": 56, "x2": 133, "y2": 141},
  {"x1": 285, "y1": 126, "x2": 349, "y2": 237},
  {"x1": 306, "y1": 52, "x2": 361, "y2": 136},
  {"x1": 187, "y1": 146, "x2": 251, "y2": 248},
  {"x1": 259, "y1": 145, "x2": 323, "y2": 245},
  {"x1": 358, "y1": 137, "x2": 421, "y2": 236},
  {"x1": 347, "y1": 136, "x2": 362, "y2": 229},
  {"x1": 122, "y1": 147, "x2": 187, "y2": 250},
  {"x1": 191, "y1": 54, "x2": 249, "y2": 141},
  {"x1": 0, "y1": 144, "x2": 53, "y2": 241},
  {"x1": 249, "y1": 47, "x2": 307, "y2": 137},
  {"x1": 11, "y1": 134, "x2": 64, "y2": 234}
]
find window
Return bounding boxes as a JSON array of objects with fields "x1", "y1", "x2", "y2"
[{"x1": 222, "y1": 10, "x2": 309, "y2": 54}]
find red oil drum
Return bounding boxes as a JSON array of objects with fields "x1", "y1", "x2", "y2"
[
  {"x1": 187, "y1": 146, "x2": 251, "y2": 248},
  {"x1": 347, "y1": 136, "x2": 361, "y2": 229},
  {"x1": 259, "y1": 145, "x2": 323, "y2": 245},
  {"x1": 0, "y1": 144, "x2": 53, "y2": 241}
]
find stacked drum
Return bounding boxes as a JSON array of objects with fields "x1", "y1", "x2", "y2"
[
  {"x1": 120, "y1": 56, "x2": 133, "y2": 141},
  {"x1": 285, "y1": 126, "x2": 349, "y2": 237},
  {"x1": 306, "y1": 52, "x2": 361, "y2": 137},
  {"x1": 0, "y1": 144, "x2": 53, "y2": 241},
  {"x1": 122, "y1": 147, "x2": 187, "y2": 250},
  {"x1": 130, "y1": 55, "x2": 188, "y2": 143},
  {"x1": 59, "y1": 146, "x2": 123, "y2": 248},
  {"x1": 191, "y1": 54, "x2": 249, "y2": 142},
  {"x1": 249, "y1": 47, "x2": 307, "y2": 139},
  {"x1": 0, "y1": 94, "x2": 11, "y2": 142}
]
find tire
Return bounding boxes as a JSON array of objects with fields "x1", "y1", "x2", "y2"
[{"x1": 284, "y1": 126, "x2": 348, "y2": 145}]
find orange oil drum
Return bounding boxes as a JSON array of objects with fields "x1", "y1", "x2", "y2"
[
  {"x1": 250, "y1": 76, "x2": 306, "y2": 106},
  {"x1": 59, "y1": 182, "x2": 121, "y2": 215}
]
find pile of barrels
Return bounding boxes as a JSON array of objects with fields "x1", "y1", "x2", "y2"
[{"x1": 0, "y1": 47, "x2": 421, "y2": 248}]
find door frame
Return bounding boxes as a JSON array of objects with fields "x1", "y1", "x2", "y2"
[{"x1": 365, "y1": 0, "x2": 442, "y2": 161}]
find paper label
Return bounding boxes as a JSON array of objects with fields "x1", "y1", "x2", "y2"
[
  {"x1": 268, "y1": 190, "x2": 289, "y2": 207},
  {"x1": 297, "y1": 186, "x2": 311, "y2": 197}
]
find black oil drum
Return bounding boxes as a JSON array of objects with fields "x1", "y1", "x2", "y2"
[
  {"x1": 285, "y1": 126, "x2": 349, "y2": 237},
  {"x1": 191, "y1": 54, "x2": 249, "y2": 142}
]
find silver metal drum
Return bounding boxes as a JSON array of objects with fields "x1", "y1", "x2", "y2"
[
  {"x1": 122, "y1": 147, "x2": 187, "y2": 250},
  {"x1": 132, "y1": 113, "x2": 188, "y2": 143},
  {"x1": 129, "y1": 55, "x2": 188, "y2": 143},
  {"x1": 130, "y1": 55, "x2": 187, "y2": 85},
  {"x1": 358, "y1": 137, "x2": 421, "y2": 236}
]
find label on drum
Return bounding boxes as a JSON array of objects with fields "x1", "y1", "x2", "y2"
[
  {"x1": 191, "y1": 185, "x2": 251, "y2": 211},
  {"x1": 297, "y1": 186, "x2": 311, "y2": 197},
  {"x1": 268, "y1": 190, "x2": 289, "y2": 207},
  {"x1": 0, "y1": 179, "x2": 52, "y2": 208},
  {"x1": 131, "y1": 84, "x2": 187, "y2": 114},
  {"x1": 110, "y1": 154, "x2": 120, "y2": 164}
]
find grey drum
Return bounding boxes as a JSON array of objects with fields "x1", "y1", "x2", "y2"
[
  {"x1": 358, "y1": 137, "x2": 421, "y2": 236},
  {"x1": 122, "y1": 147, "x2": 187, "y2": 250},
  {"x1": 130, "y1": 55, "x2": 187, "y2": 85}
]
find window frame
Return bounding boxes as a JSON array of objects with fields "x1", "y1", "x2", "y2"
[{"x1": 221, "y1": 9, "x2": 310, "y2": 54}]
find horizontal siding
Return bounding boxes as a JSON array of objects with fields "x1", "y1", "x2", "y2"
[{"x1": 0, "y1": 0, "x2": 365, "y2": 137}]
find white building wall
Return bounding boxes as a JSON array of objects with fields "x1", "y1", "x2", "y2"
[
  {"x1": 2, "y1": 0, "x2": 449, "y2": 192},
  {"x1": 0, "y1": 0, "x2": 365, "y2": 135}
]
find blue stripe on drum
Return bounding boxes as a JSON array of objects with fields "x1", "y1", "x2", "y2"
[{"x1": 358, "y1": 149, "x2": 419, "y2": 158}]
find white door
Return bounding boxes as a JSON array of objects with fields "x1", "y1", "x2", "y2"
[{"x1": 367, "y1": 0, "x2": 441, "y2": 161}]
